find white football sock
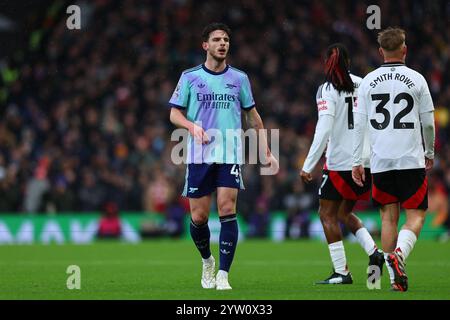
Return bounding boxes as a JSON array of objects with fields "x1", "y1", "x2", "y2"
[
  {"x1": 396, "y1": 229, "x2": 417, "y2": 260},
  {"x1": 384, "y1": 252, "x2": 395, "y2": 284},
  {"x1": 355, "y1": 227, "x2": 377, "y2": 256},
  {"x1": 328, "y1": 241, "x2": 348, "y2": 275}
]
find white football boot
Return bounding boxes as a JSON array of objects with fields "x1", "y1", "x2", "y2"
[
  {"x1": 201, "y1": 256, "x2": 216, "y2": 289},
  {"x1": 216, "y1": 270, "x2": 232, "y2": 290}
]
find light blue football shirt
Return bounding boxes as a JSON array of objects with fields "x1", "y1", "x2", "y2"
[{"x1": 169, "y1": 64, "x2": 255, "y2": 164}]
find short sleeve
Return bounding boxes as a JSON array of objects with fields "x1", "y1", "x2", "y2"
[
  {"x1": 316, "y1": 84, "x2": 336, "y2": 117},
  {"x1": 354, "y1": 82, "x2": 368, "y2": 115},
  {"x1": 418, "y1": 76, "x2": 434, "y2": 114},
  {"x1": 239, "y1": 75, "x2": 255, "y2": 109},
  {"x1": 169, "y1": 73, "x2": 190, "y2": 109}
]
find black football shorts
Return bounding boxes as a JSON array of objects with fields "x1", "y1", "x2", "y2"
[
  {"x1": 372, "y1": 168, "x2": 428, "y2": 210},
  {"x1": 319, "y1": 169, "x2": 371, "y2": 201}
]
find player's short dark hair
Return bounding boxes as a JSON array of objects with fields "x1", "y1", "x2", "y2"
[
  {"x1": 324, "y1": 43, "x2": 354, "y2": 94},
  {"x1": 202, "y1": 23, "x2": 231, "y2": 42},
  {"x1": 377, "y1": 27, "x2": 406, "y2": 51}
]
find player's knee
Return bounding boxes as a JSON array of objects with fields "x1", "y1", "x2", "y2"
[
  {"x1": 190, "y1": 206, "x2": 209, "y2": 225},
  {"x1": 319, "y1": 205, "x2": 334, "y2": 218},
  {"x1": 415, "y1": 214, "x2": 425, "y2": 225},
  {"x1": 381, "y1": 214, "x2": 397, "y2": 224},
  {"x1": 337, "y1": 211, "x2": 348, "y2": 223},
  {"x1": 417, "y1": 215, "x2": 425, "y2": 226},
  {"x1": 344, "y1": 212, "x2": 362, "y2": 225},
  {"x1": 407, "y1": 214, "x2": 425, "y2": 228},
  {"x1": 191, "y1": 214, "x2": 208, "y2": 225},
  {"x1": 319, "y1": 210, "x2": 337, "y2": 226},
  {"x1": 217, "y1": 200, "x2": 236, "y2": 216},
  {"x1": 320, "y1": 217, "x2": 336, "y2": 229}
]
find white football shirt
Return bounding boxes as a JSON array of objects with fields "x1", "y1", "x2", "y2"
[
  {"x1": 315, "y1": 74, "x2": 371, "y2": 170},
  {"x1": 354, "y1": 62, "x2": 434, "y2": 173}
]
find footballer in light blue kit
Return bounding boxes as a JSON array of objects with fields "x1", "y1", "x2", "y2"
[
  {"x1": 169, "y1": 23, "x2": 278, "y2": 290},
  {"x1": 169, "y1": 61, "x2": 254, "y2": 175}
]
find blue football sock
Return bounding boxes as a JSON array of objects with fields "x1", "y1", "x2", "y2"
[
  {"x1": 190, "y1": 219, "x2": 211, "y2": 259},
  {"x1": 219, "y1": 214, "x2": 238, "y2": 272}
]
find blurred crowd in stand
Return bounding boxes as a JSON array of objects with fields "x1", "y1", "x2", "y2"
[{"x1": 0, "y1": 0, "x2": 449, "y2": 238}]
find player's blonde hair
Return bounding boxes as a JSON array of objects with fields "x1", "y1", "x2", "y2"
[{"x1": 377, "y1": 27, "x2": 406, "y2": 52}]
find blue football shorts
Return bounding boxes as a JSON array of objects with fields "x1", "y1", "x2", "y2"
[{"x1": 182, "y1": 163, "x2": 244, "y2": 198}]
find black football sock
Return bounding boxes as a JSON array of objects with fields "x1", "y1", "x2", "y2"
[
  {"x1": 219, "y1": 214, "x2": 238, "y2": 272},
  {"x1": 190, "y1": 219, "x2": 211, "y2": 259}
]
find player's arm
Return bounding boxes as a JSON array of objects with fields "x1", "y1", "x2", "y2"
[
  {"x1": 168, "y1": 73, "x2": 208, "y2": 144},
  {"x1": 352, "y1": 85, "x2": 368, "y2": 187},
  {"x1": 300, "y1": 114, "x2": 334, "y2": 183},
  {"x1": 420, "y1": 111, "x2": 435, "y2": 170},
  {"x1": 300, "y1": 84, "x2": 336, "y2": 183},
  {"x1": 418, "y1": 77, "x2": 436, "y2": 170},
  {"x1": 240, "y1": 73, "x2": 279, "y2": 174},
  {"x1": 243, "y1": 107, "x2": 279, "y2": 173},
  {"x1": 170, "y1": 108, "x2": 209, "y2": 144}
]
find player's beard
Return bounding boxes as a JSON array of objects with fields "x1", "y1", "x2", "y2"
[
  {"x1": 211, "y1": 50, "x2": 227, "y2": 62},
  {"x1": 213, "y1": 56, "x2": 226, "y2": 63}
]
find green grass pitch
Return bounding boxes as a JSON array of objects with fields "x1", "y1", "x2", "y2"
[{"x1": 1, "y1": 240, "x2": 449, "y2": 300}]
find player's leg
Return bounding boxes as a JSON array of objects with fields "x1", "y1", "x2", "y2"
[
  {"x1": 388, "y1": 168, "x2": 428, "y2": 291},
  {"x1": 382, "y1": 203, "x2": 407, "y2": 292},
  {"x1": 215, "y1": 186, "x2": 238, "y2": 290},
  {"x1": 379, "y1": 203, "x2": 400, "y2": 287},
  {"x1": 184, "y1": 164, "x2": 216, "y2": 288},
  {"x1": 214, "y1": 164, "x2": 243, "y2": 290},
  {"x1": 336, "y1": 169, "x2": 379, "y2": 256},
  {"x1": 379, "y1": 204, "x2": 400, "y2": 251},
  {"x1": 396, "y1": 168, "x2": 428, "y2": 259},
  {"x1": 316, "y1": 199, "x2": 353, "y2": 284},
  {"x1": 337, "y1": 200, "x2": 362, "y2": 234},
  {"x1": 190, "y1": 195, "x2": 213, "y2": 258},
  {"x1": 319, "y1": 199, "x2": 343, "y2": 243},
  {"x1": 387, "y1": 208, "x2": 425, "y2": 292},
  {"x1": 189, "y1": 195, "x2": 216, "y2": 289},
  {"x1": 397, "y1": 209, "x2": 425, "y2": 257},
  {"x1": 338, "y1": 200, "x2": 377, "y2": 255},
  {"x1": 372, "y1": 170, "x2": 400, "y2": 289},
  {"x1": 372, "y1": 170, "x2": 400, "y2": 252},
  {"x1": 338, "y1": 200, "x2": 384, "y2": 281},
  {"x1": 316, "y1": 169, "x2": 352, "y2": 284}
]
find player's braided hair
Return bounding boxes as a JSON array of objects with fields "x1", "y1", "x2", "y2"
[{"x1": 324, "y1": 43, "x2": 354, "y2": 94}]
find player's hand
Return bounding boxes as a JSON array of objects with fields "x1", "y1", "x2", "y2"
[
  {"x1": 300, "y1": 170, "x2": 312, "y2": 184},
  {"x1": 189, "y1": 123, "x2": 209, "y2": 144},
  {"x1": 261, "y1": 151, "x2": 279, "y2": 175},
  {"x1": 266, "y1": 152, "x2": 279, "y2": 175},
  {"x1": 352, "y1": 165, "x2": 365, "y2": 187},
  {"x1": 425, "y1": 157, "x2": 434, "y2": 171}
]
